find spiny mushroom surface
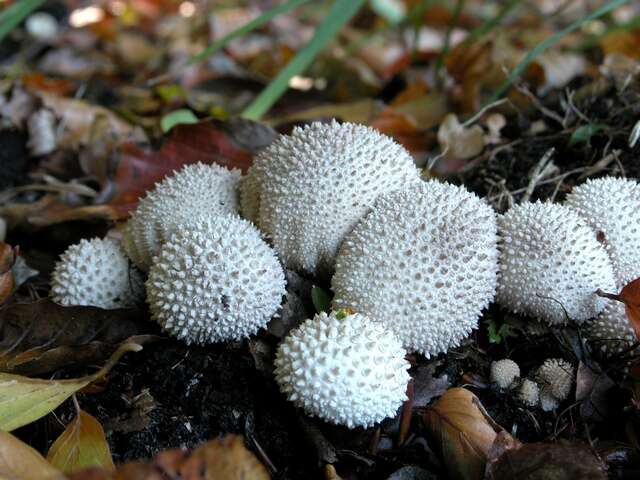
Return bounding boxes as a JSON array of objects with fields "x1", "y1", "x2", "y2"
[
  {"x1": 51, "y1": 237, "x2": 143, "y2": 309},
  {"x1": 565, "y1": 177, "x2": 640, "y2": 287},
  {"x1": 241, "y1": 120, "x2": 420, "y2": 275},
  {"x1": 539, "y1": 389, "x2": 560, "y2": 412},
  {"x1": 497, "y1": 202, "x2": 616, "y2": 324},
  {"x1": 123, "y1": 162, "x2": 241, "y2": 271},
  {"x1": 146, "y1": 215, "x2": 286, "y2": 344},
  {"x1": 274, "y1": 311, "x2": 410, "y2": 428},
  {"x1": 332, "y1": 181, "x2": 498, "y2": 357},
  {"x1": 586, "y1": 300, "x2": 637, "y2": 357},
  {"x1": 535, "y1": 358, "x2": 574, "y2": 404},
  {"x1": 517, "y1": 379, "x2": 540, "y2": 407},
  {"x1": 490, "y1": 359, "x2": 520, "y2": 389}
]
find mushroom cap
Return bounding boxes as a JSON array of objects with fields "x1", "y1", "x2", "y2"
[
  {"x1": 565, "y1": 177, "x2": 640, "y2": 287},
  {"x1": 146, "y1": 215, "x2": 286, "y2": 344},
  {"x1": 490, "y1": 359, "x2": 520, "y2": 389},
  {"x1": 535, "y1": 358, "x2": 574, "y2": 401},
  {"x1": 51, "y1": 237, "x2": 144, "y2": 309},
  {"x1": 517, "y1": 379, "x2": 540, "y2": 407},
  {"x1": 496, "y1": 202, "x2": 616, "y2": 324},
  {"x1": 586, "y1": 299, "x2": 637, "y2": 357},
  {"x1": 539, "y1": 389, "x2": 560, "y2": 411},
  {"x1": 274, "y1": 311, "x2": 410, "y2": 428},
  {"x1": 123, "y1": 162, "x2": 241, "y2": 271},
  {"x1": 242, "y1": 120, "x2": 420, "y2": 275},
  {"x1": 332, "y1": 181, "x2": 498, "y2": 357}
]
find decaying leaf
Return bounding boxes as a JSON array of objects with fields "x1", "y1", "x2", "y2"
[
  {"x1": 575, "y1": 362, "x2": 616, "y2": 421},
  {"x1": 423, "y1": 387, "x2": 505, "y2": 480},
  {"x1": 0, "y1": 242, "x2": 17, "y2": 304},
  {"x1": 487, "y1": 440, "x2": 607, "y2": 480},
  {"x1": 47, "y1": 409, "x2": 115, "y2": 474},
  {"x1": 0, "y1": 342, "x2": 142, "y2": 431},
  {"x1": 436, "y1": 114, "x2": 485, "y2": 171},
  {"x1": 411, "y1": 363, "x2": 450, "y2": 408},
  {"x1": 0, "y1": 430, "x2": 65, "y2": 480},
  {"x1": 597, "y1": 277, "x2": 640, "y2": 340}
]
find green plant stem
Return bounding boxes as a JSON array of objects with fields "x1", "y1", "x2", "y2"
[
  {"x1": 241, "y1": 0, "x2": 366, "y2": 120},
  {"x1": 0, "y1": 0, "x2": 46, "y2": 43}
]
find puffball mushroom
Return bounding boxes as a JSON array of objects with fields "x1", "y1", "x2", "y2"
[
  {"x1": 496, "y1": 202, "x2": 617, "y2": 325},
  {"x1": 332, "y1": 181, "x2": 498, "y2": 357},
  {"x1": 535, "y1": 358, "x2": 574, "y2": 410},
  {"x1": 586, "y1": 300, "x2": 636, "y2": 357},
  {"x1": 565, "y1": 177, "x2": 640, "y2": 287},
  {"x1": 490, "y1": 359, "x2": 520, "y2": 389},
  {"x1": 274, "y1": 310, "x2": 410, "y2": 428},
  {"x1": 517, "y1": 379, "x2": 540, "y2": 407},
  {"x1": 51, "y1": 237, "x2": 144, "y2": 309},
  {"x1": 241, "y1": 120, "x2": 420, "y2": 275},
  {"x1": 123, "y1": 162, "x2": 241, "y2": 271},
  {"x1": 146, "y1": 215, "x2": 286, "y2": 344}
]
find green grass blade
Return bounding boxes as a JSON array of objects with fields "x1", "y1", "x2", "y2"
[
  {"x1": 188, "y1": 0, "x2": 310, "y2": 66},
  {"x1": 486, "y1": 0, "x2": 630, "y2": 105},
  {"x1": 241, "y1": 0, "x2": 367, "y2": 120},
  {"x1": 466, "y1": 0, "x2": 523, "y2": 42},
  {"x1": 0, "y1": 0, "x2": 46, "y2": 43}
]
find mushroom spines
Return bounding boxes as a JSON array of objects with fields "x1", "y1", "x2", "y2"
[
  {"x1": 490, "y1": 359, "x2": 520, "y2": 389},
  {"x1": 244, "y1": 120, "x2": 420, "y2": 275},
  {"x1": 274, "y1": 310, "x2": 410, "y2": 428},
  {"x1": 518, "y1": 379, "x2": 540, "y2": 407},
  {"x1": 122, "y1": 162, "x2": 241, "y2": 271},
  {"x1": 146, "y1": 214, "x2": 285, "y2": 344},
  {"x1": 496, "y1": 201, "x2": 616, "y2": 324},
  {"x1": 51, "y1": 237, "x2": 143, "y2": 309},
  {"x1": 536, "y1": 358, "x2": 574, "y2": 402},
  {"x1": 332, "y1": 181, "x2": 498, "y2": 357}
]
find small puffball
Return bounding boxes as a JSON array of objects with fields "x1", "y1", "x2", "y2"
[
  {"x1": 51, "y1": 237, "x2": 144, "y2": 309},
  {"x1": 517, "y1": 379, "x2": 540, "y2": 407},
  {"x1": 539, "y1": 389, "x2": 560, "y2": 412},
  {"x1": 146, "y1": 215, "x2": 286, "y2": 344},
  {"x1": 274, "y1": 311, "x2": 410, "y2": 428},
  {"x1": 490, "y1": 359, "x2": 520, "y2": 389},
  {"x1": 497, "y1": 201, "x2": 617, "y2": 324},
  {"x1": 536, "y1": 358, "x2": 574, "y2": 403}
]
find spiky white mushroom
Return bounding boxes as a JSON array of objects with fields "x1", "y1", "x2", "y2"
[
  {"x1": 517, "y1": 379, "x2": 540, "y2": 407},
  {"x1": 274, "y1": 311, "x2": 410, "y2": 428},
  {"x1": 565, "y1": 177, "x2": 640, "y2": 287},
  {"x1": 146, "y1": 215, "x2": 285, "y2": 344},
  {"x1": 497, "y1": 202, "x2": 617, "y2": 324},
  {"x1": 536, "y1": 358, "x2": 574, "y2": 405},
  {"x1": 490, "y1": 359, "x2": 520, "y2": 389},
  {"x1": 332, "y1": 181, "x2": 498, "y2": 357},
  {"x1": 586, "y1": 300, "x2": 636, "y2": 357},
  {"x1": 241, "y1": 120, "x2": 420, "y2": 275},
  {"x1": 51, "y1": 237, "x2": 143, "y2": 309},
  {"x1": 539, "y1": 389, "x2": 560, "y2": 412},
  {"x1": 122, "y1": 163, "x2": 241, "y2": 271}
]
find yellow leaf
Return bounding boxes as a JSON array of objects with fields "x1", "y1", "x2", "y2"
[
  {"x1": 0, "y1": 342, "x2": 142, "y2": 431},
  {"x1": 0, "y1": 431, "x2": 64, "y2": 480},
  {"x1": 47, "y1": 410, "x2": 115, "y2": 474}
]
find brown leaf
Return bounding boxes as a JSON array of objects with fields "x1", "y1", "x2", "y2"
[
  {"x1": 0, "y1": 242, "x2": 17, "y2": 304},
  {"x1": 47, "y1": 409, "x2": 115, "y2": 474},
  {"x1": 597, "y1": 277, "x2": 640, "y2": 341},
  {"x1": 422, "y1": 387, "x2": 503, "y2": 480},
  {"x1": 487, "y1": 440, "x2": 607, "y2": 480},
  {"x1": 0, "y1": 430, "x2": 65, "y2": 480},
  {"x1": 575, "y1": 362, "x2": 616, "y2": 421}
]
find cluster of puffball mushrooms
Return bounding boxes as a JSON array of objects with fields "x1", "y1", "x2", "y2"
[{"x1": 50, "y1": 120, "x2": 640, "y2": 429}]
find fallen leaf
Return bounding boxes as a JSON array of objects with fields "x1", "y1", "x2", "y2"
[
  {"x1": 436, "y1": 114, "x2": 485, "y2": 173},
  {"x1": 0, "y1": 342, "x2": 142, "y2": 431},
  {"x1": 423, "y1": 387, "x2": 502, "y2": 480},
  {"x1": 575, "y1": 362, "x2": 616, "y2": 421},
  {"x1": 487, "y1": 440, "x2": 606, "y2": 480},
  {"x1": 0, "y1": 242, "x2": 17, "y2": 304},
  {"x1": 0, "y1": 430, "x2": 65, "y2": 480},
  {"x1": 411, "y1": 363, "x2": 450, "y2": 408},
  {"x1": 160, "y1": 109, "x2": 199, "y2": 133},
  {"x1": 47, "y1": 409, "x2": 115, "y2": 474},
  {"x1": 597, "y1": 277, "x2": 640, "y2": 341}
]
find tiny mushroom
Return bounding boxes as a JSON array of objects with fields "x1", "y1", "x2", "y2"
[
  {"x1": 274, "y1": 310, "x2": 410, "y2": 428},
  {"x1": 241, "y1": 120, "x2": 421, "y2": 275},
  {"x1": 51, "y1": 237, "x2": 144, "y2": 309},
  {"x1": 496, "y1": 202, "x2": 617, "y2": 324},
  {"x1": 332, "y1": 181, "x2": 498, "y2": 357},
  {"x1": 517, "y1": 379, "x2": 540, "y2": 407},
  {"x1": 123, "y1": 162, "x2": 241, "y2": 271},
  {"x1": 490, "y1": 359, "x2": 520, "y2": 389},
  {"x1": 535, "y1": 358, "x2": 574, "y2": 411},
  {"x1": 146, "y1": 215, "x2": 286, "y2": 344}
]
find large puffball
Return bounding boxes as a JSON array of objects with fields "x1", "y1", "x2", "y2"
[
  {"x1": 146, "y1": 215, "x2": 286, "y2": 344},
  {"x1": 51, "y1": 237, "x2": 144, "y2": 309},
  {"x1": 274, "y1": 311, "x2": 410, "y2": 428},
  {"x1": 241, "y1": 120, "x2": 420, "y2": 275},
  {"x1": 565, "y1": 176, "x2": 640, "y2": 287},
  {"x1": 496, "y1": 202, "x2": 616, "y2": 325},
  {"x1": 123, "y1": 162, "x2": 241, "y2": 271},
  {"x1": 332, "y1": 181, "x2": 498, "y2": 357}
]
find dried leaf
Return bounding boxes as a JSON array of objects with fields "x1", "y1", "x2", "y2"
[
  {"x1": 47, "y1": 409, "x2": 115, "y2": 474},
  {"x1": 0, "y1": 430, "x2": 65, "y2": 480},
  {"x1": 0, "y1": 342, "x2": 142, "y2": 431},
  {"x1": 0, "y1": 242, "x2": 16, "y2": 304},
  {"x1": 411, "y1": 363, "x2": 450, "y2": 408},
  {"x1": 423, "y1": 387, "x2": 501, "y2": 480},
  {"x1": 575, "y1": 362, "x2": 616, "y2": 421},
  {"x1": 620, "y1": 277, "x2": 640, "y2": 339}
]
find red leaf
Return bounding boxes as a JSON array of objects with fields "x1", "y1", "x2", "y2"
[{"x1": 619, "y1": 277, "x2": 640, "y2": 340}]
